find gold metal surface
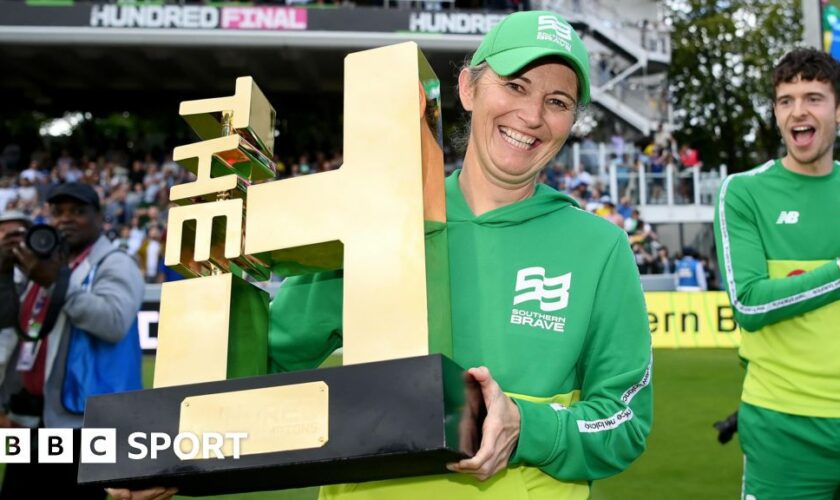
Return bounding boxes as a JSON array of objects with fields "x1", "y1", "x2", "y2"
[
  {"x1": 158, "y1": 43, "x2": 448, "y2": 394},
  {"x1": 179, "y1": 76, "x2": 276, "y2": 163},
  {"x1": 178, "y1": 382, "x2": 329, "y2": 457},
  {"x1": 155, "y1": 274, "x2": 233, "y2": 388},
  {"x1": 171, "y1": 135, "x2": 241, "y2": 201},
  {"x1": 170, "y1": 135, "x2": 275, "y2": 204},
  {"x1": 246, "y1": 42, "x2": 443, "y2": 365},
  {"x1": 165, "y1": 198, "x2": 243, "y2": 273}
]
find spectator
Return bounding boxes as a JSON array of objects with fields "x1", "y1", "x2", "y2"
[
  {"x1": 0, "y1": 143, "x2": 21, "y2": 175},
  {"x1": 19, "y1": 161, "x2": 43, "y2": 184},
  {"x1": 104, "y1": 183, "x2": 129, "y2": 227},
  {"x1": 113, "y1": 224, "x2": 131, "y2": 253},
  {"x1": 679, "y1": 143, "x2": 702, "y2": 169},
  {"x1": 652, "y1": 245, "x2": 675, "y2": 274},
  {"x1": 648, "y1": 148, "x2": 673, "y2": 204},
  {"x1": 700, "y1": 255, "x2": 717, "y2": 291},
  {"x1": 595, "y1": 196, "x2": 625, "y2": 228},
  {"x1": 586, "y1": 189, "x2": 605, "y2": 213},
  {"x1": 632, "y1": 241, "x2": 654, "y2": 274},
  {"x1": 653, "y1": 123, "x2": 675, "y2": 152},
  {"x1": 614, "y1": 153, "x2": 631, "y2": 198},
  {"x1": 610, "y1": 127, "x2": 625, "y2": 157},
  {"x1": 579, "y1": 136, "x2": 598, "y2": 173},
  {"x1": 125, "y1": 182, "x2": 144, "y2": 218},
  {"x1": 675, "y1": 247, "x2": 707, "y2": 291},
  {"x1": 624, "y1": 208, "x2": 643, "y2": 234},
  {"x1": 143, "y1": 225, "x2": 163, "y2": 284},
  {"x1": 128, "y1": 160, "x2": 145, "y2": 186},
  {"x1": 127, "y1": 215, "x2": 145, "y2": 257},
  {"x1": 63, "y1": 162, "x2": 84, "y2": 184},
  {"x1": 568, "y1": 178, "x2": 589, "y2": 207},
  {"x1": 56, "y1": 149, "x2": 73, "y2": 172},
  {"x1": 0, "y1": 178, "x2": 17, "y2": 213},
  {"x1": 0, "y1": 212, "x2": 30, "y2": 390},
  {"x1": 677, "y1": 144, "x2": 702, "y2": 203},
  {"x1": 142, "y1": 164, "x2": 164, "y2": 204},
  {"x1": 0, "y1": 183, "x2": 144, "y2": 497},
  {"x1": 616, "y1": 195, "x2": 633, "y2": 219},
  {"x1": 14, "y1": 177, "x2": 39, "y2": 215}
]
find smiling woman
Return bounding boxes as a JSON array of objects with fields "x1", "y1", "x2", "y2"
[
  {"x1": 111, "y1": 10, "x2": 653, "y2": 500},
  {"x1": 274, "y1": 11, "x2": 653, "y2": 500},
  {"x1": 455, "y1": 12, "x2": 590, "y2": 215},
  {"x1": 458, "y1": 62, "x2": 580, "y2": 213}
]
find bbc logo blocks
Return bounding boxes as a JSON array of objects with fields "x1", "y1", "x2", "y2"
[{"x1": 0, "y1": 429, "x2": 115, "y2": 464}]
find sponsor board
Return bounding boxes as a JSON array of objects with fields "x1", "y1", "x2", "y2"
[
  {"x1": 646, "y1": 291, "x2": 741, "y2": 348},
  {"x1": 0, "y1": 4, "x2": 508, "y2": 36},
  {"x1": 89, "y1": 5, "x2": 307, "y2": 30}
]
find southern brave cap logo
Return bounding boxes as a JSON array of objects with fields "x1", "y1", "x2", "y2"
[{"x1": 537, "y1": 15, "x2": 573, "y2": 50}]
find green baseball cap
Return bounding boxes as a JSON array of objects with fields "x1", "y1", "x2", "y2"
[{"x1": 471, "y1": 11, "x2": 591, "y2": 105}]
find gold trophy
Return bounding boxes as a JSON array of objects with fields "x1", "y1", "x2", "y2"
[{"x1": 78, "y1": 43, "x2": 483, "y2": 495}]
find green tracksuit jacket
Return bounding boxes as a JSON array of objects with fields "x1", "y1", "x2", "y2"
[
  {"x1": 714, "y1": 159, "x2": 840, "y2": 417},
  {"x1": 269, "y1": 170, "x2": 653, "y2": 499}
]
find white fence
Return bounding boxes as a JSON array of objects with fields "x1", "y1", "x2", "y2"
[{"x1": 563, "y1": 142, "x2": 726, "y2": 210}]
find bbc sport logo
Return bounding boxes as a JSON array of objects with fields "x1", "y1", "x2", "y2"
[{"x1": 0, "y1": 429, "x2": 248, "y2": 463}]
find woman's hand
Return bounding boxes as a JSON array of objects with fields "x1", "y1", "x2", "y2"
[
  {"x1": 446, "y1": 366, "x2": 521, "y2": 481},
  {"x1": 105, "y1": 487, "x2": 178, "y2": 500}
]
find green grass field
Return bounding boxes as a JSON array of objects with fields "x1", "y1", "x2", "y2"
[{"x1": 136, "y1": 349, "x2": 747, "y2": 500}]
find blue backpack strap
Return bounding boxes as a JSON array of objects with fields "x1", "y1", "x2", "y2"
[
  {"x1": 83, "y1": 248, "x2": 126, "y2": 288},
  {"x1": 62, "y1": 247, "x2": 143, "y2": 414}
]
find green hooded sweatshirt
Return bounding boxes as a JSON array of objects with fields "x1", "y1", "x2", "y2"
[{"x1": 269, "y1": 170, "x2": 652, "y2": 500}]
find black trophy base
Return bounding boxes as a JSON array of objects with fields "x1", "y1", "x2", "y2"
[{"x1": 78, "y1": 354, "x2": 483, "y2": 496}]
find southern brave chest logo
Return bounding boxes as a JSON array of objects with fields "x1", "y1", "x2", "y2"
[
  {"x1": 513, "y1": 266, "x2": 572, "y2": 311},
  {"x1": 510, "y1": 267, "x2": 570, "y2": 333}
]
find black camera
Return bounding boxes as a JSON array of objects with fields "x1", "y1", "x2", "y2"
[{"x1": 25, "y1": 224, "x2": 64, "y2": 259}]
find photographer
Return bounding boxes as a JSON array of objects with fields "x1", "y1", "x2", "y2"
[
  {"x1": 0, "y1": 183, "x2": 144, "y2": 498},
  {"x1": 0, "y1": 212, "x2": 31, "y2": 394}
]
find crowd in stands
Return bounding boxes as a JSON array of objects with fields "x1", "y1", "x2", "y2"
[
  {"x1": 533, "y1": 128, "x2": 717, "y2": 290},
  {"x1": 0, "y1": 129, "x2": 716, "y2": 288},
  {"x1": 571, "y1": 124, "x2": 706, "y2": 205},
  {"x1": 0, "y1": 150, "x2": 190, "y2": 284}
]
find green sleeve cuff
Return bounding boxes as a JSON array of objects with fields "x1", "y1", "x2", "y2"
[
  {"x1": 509, "y1": 397, "x2": 561, "y2": 467},
  {"x1": 815, "y1": 259, "x2": 840, "y2": 298},
  {"x1": 827, "y1": 258, "x2": 840, "y2": 280}
]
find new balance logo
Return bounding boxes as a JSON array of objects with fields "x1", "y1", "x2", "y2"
[
  {"x1": 537, "y1": 16, "x2": 572, "y2": 49},
  {"x1": 513, "y1": 267, "x2": 571, "y2": 312},
  {"x1": 776, "y1": 211, "x2": 799, "y2": 224}
]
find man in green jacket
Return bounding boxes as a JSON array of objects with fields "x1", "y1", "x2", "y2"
[{"x1": 714, "y1": 48, "x2": 840, "y2": 500}]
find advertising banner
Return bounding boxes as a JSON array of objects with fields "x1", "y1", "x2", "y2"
[
  {"x1": 647, "y1": 291, "x2": 741, "y2": 349},
  {"x1": 0, "y1": 4, "x2": 509, "y2": 35}
]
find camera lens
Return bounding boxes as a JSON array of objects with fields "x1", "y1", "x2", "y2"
[{"x1": 25, "y1": 224, "x2": 60, "y2": 258}]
